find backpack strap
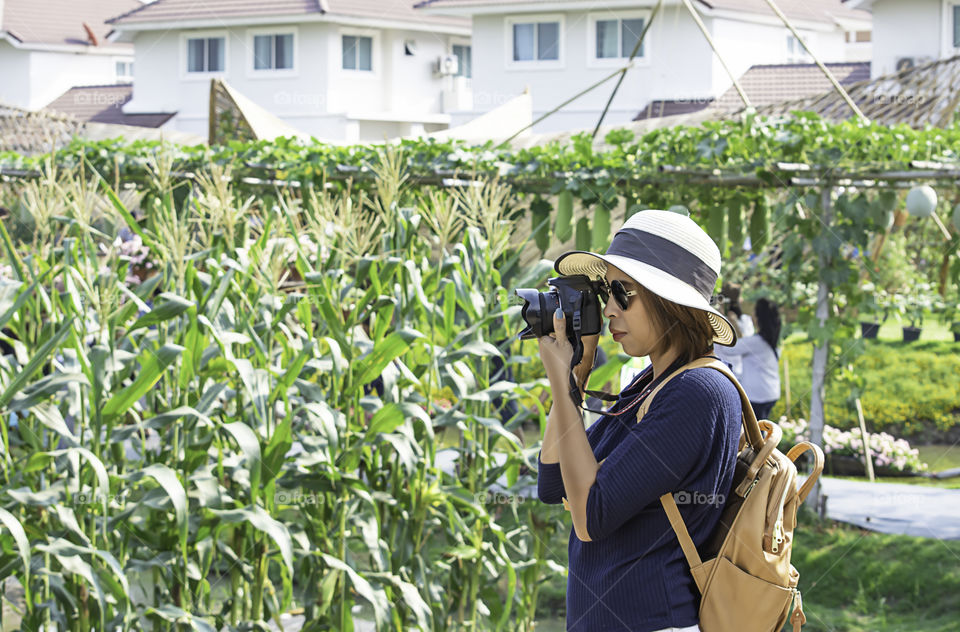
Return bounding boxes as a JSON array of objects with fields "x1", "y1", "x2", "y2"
[
  {"x1": 659, "y1": 492, "x2": 706, "y2": 593},
  {"x1": 636, "y1": 357, "x2": 765, "y2": 454}
]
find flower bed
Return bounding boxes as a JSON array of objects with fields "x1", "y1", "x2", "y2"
[{"x1": 778, "y1": 417, "x2": 928, "y2": 476}]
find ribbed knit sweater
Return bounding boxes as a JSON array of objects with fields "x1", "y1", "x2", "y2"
[{"x1": 538, "y1": 358, "x2": 742, "y2": 632}]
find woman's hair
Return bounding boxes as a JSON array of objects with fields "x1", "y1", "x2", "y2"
[
  {"x1": 755, "y1": 298, "x2": 782, "y2": 356},
  {"x1": 635, "y1": 283, "x2": 715, "y2": 365}
]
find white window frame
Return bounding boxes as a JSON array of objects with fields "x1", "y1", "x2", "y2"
[
  {"x1": 587, "y1": 11, "x2": 651, "y2": 69},
  {"x1": 450, "y1": 36, "x2": 472, "y2": 78},
  {"x1": 504, "y1": 14, "x2": 564, "y2": 71},
  {"x1": 944, "y1": 1, "x2": 960, "y2": 55},
  {"x1": 180, "y1": 30, "x2": 228, "y2": 81},
  {"x1": 339, "y1": 28, "x2": 379, "y2": 76},
  {"x1": 247, "y1": 27, "x2": 298, "y2": 78},
  {"x1": 785, "y1": 33, "x2": 812, "y2": 64},
  {"x1": 114, "y1": 58, "x2": 134, "y2": 83}
]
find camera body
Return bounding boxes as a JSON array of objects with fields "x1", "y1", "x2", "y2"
[{"x1": 515, "y1": 274, "x2": 604, "y2": 343}]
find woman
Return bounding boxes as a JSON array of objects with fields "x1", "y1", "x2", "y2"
[
  {"x1": 715, "y1": 297, "x2": 782, "y2": 420},
  {"x1": 536, "y1": 210, "x2": 742, "y2": 632}
]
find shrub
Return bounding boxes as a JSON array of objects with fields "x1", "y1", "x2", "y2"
[{"x1": 774, "y1": 340, "x2": 960, "y2": 440}]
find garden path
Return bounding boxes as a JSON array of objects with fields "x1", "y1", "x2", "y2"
[{"x1": 816, "y1": 477, "x2": 960, "y2": 540}]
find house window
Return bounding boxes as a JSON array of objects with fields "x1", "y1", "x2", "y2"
[
  {"x1": 786, "y1": 35, "x2": 811, "y2": 63},
  {"x1": 453, "y1": 44, "x2": 472, "y2": 77},
  {"x1": 845, "y1": 30, "x2": 871, "y2": 43},
  {"x1": 253, "y1": 33, "x2": 294, "y2": 70},
  {"x1": 187, "y1": 37, "x2": 225, "y2": 72},
  {"x1": 512, "y1": 21, "x2": 559, "y2": 61},
  {"x1": 115, "y1": 60, "x2": 134, "y2": 82},
  {"x1": 343, "y1": 35, "x2": 373, "y2": 71},
  {"x1": 953, "y1": 6, "x2": 960, "y2": 48},
  {"x1": 596, "y1": 18, "x2": 645, "y2": 58}
]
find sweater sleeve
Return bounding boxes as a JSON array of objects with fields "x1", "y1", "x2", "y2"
[
  {"x1": 537, "y1": 452, "x2": 566, "y2": 504},
  {"x1": 584, "y1": 368, "x2": 737, "y2": 541}
]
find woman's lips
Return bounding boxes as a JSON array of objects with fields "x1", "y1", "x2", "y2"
[{"x1": 612, "y1": 331, "x2": 626, "y2": 341}]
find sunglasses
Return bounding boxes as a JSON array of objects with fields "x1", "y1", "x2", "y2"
[{"x1": 600, "y1": 279, "x2": 638, "y2": 311}]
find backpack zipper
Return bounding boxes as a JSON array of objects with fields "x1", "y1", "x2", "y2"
[{"x1": 765, "y1": 459, "x2": 795, "y2": 553}]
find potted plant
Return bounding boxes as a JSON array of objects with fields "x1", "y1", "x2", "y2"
[
  {"x1": 940, "y1": 299, "x2": 960, "y2": 343},
  {"x1": 895, "y1": 284, "x2": 934, "y2": 342},
  {"x1": 856, "y1": 284, "x2": 886, "y2": 339}
]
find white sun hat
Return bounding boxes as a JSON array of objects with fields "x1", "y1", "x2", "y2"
[{"x1": 553, "y1": 209, "x2": 736, "y2": 346}]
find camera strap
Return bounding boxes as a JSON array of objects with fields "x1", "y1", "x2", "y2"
[{"x1": 566, "y1": 305, "x2": 620, "y2": 412}]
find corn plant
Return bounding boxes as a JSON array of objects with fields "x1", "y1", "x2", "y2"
[{"x1": 0, "y1": 145, "x2": 567, "y2": 631}]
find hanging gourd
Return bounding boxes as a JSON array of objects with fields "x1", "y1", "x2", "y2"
[
  {"x1": 706, "y1": 205, "x2": 727, "y2": 252},
  {"x1": 727, "y1": 201, "x2": 745, "y2": 253},
  {"x1": 749, "y1": 199, "x2": 770, "y2": 252},
  {"x1": 555, "y1": 191, "x2": 574, "y2": 242},
  {"x1": 592, "y1": 206, "x2": 612, "y2": 251},
  {"x1": 575, "y1": 217, "x2": 591, "y2": 251},
  {"x1": 905, "y1": 185, "x2": 938, "y2": 217},
  {"x1": 952, "y1": 203, "x2": 960, "y2": 233},
  {"x1": 530, "y1": 197, "x2": 552, "y2": 253},
  {"x1": 877, "y1": 191, "x2": 897, "y2": 230},
  {"x1": 668, "y1": 204, "x2": 690, "y2": 216}
]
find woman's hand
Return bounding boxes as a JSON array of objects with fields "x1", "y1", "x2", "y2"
[{"x1": 538, "y1": 309, "x2": 600, "y2": 392}]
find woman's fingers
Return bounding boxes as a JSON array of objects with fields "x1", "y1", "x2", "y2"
[{"x1": 552, "y1": 308, "x2": 568, "y2": 347}]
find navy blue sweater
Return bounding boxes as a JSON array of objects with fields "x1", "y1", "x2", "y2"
[{"x1": 538, "y1": 359, "x2": 741, "y2": 632}]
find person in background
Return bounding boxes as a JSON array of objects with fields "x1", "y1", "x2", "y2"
[{"x1": 715, "y1": 297, "x2": 781, "y2": 419}]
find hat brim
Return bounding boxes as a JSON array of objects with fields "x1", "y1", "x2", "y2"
[{"x1": 554, "y1": 250, "x2": 737, "y2": 347}]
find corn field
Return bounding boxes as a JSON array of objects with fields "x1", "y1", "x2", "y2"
[{"x1": 0, "y1": 147, "x2": 581, "y2": 631}]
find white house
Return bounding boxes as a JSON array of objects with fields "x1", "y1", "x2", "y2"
[
  {"x1": 416, "y1": 0, "x2": 871, "y2": 132},
  {"x1": 106, "y1": 0, "x2": 473, "y2": 142},
  {"x1": 0, "y1": 0, "x2": 140, "y2": 110},
  {"x1": 845, "y1": 0, "x2": 960, "y2": 78}
]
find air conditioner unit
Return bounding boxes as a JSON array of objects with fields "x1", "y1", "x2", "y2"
[
  {"x1": 895, "y1": 56, "x2": 933, "y2": 73},
  {"x1": 895, "y1": 57, "x2": 915, "y2": 72},
  {"x1": 434, "y1": 54, "x2": 459, "y2": 76}
]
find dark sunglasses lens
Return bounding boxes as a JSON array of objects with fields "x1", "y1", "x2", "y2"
[{"x1": 612, "y1": 280, "x2": 630, "y2": 310}]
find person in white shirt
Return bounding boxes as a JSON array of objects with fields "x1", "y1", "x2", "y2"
[{"x1": 714, "y1": 298, "x2": 781, "y2": 419}]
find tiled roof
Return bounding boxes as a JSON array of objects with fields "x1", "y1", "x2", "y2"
[
  {"x1": 108, "y1": 0, "x2": 469, "y2": 29},
  {"x1": 1, "y1": 0, "x2": 139, "y2": 48},
  {"x1": 634, "y1": 99, "x2": 714, "y2": 121},
  {"x1": 712, "y1": 62, "x2": 870, "y2": 111},
  {"x1": 415, "y1": 0, "x2": 870, "y2": 24},
  {"x1": 45, "y1": 84, "x2": 175, "y2": 128}
]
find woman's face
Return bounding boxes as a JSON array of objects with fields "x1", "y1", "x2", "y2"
[{"x1": 603, "y1": 265, "x2": 664, "y2": 358}]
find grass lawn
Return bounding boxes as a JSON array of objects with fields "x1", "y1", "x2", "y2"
[{"x1": 916, "y1": 444, "x2": 960, "y2": 472}]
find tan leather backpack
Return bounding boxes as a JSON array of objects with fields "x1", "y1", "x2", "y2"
[{"x1": 637, "y1": 358, "x2": 825, "y2": 632}]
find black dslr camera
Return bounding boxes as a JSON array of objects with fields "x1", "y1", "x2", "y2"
[{"x1": 515, "y1": 275, "x2": 605, "y2": 364}]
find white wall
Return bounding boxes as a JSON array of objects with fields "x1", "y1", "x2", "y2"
[
  {"x1": 126, "y1": 21, "x2": 455, "y2": 140},
  {"x1": 467, "y1": 6, "x2": 715, "y2": 134},
  {"x1": 28, "y1": 49, "x2": 128, "y2": 110},
  {"x1": 0, "y1": 42, "x2": 31, "y2": 108},
  {"x1": 710, "y1": 18, "x2": 851, "y2": 98},
  {"x1": 0, "y1": 41, "x2": 130, "y2": 110},
  {"x1": 870, "y1": 0, "x2": 943, "y2": 77}
]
